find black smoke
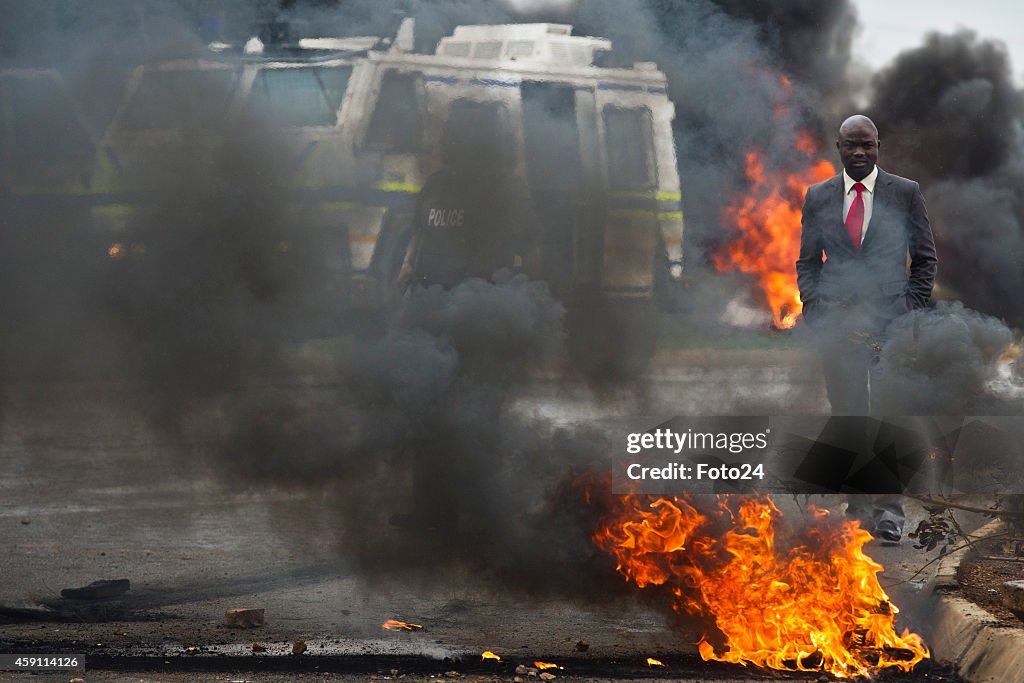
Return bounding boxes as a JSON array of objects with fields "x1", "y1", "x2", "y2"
[
  {"x1": 1, "y1": 0, "x2": 618, "y2": 598},
  {"x1": 867, "y1": 31, "x2": 1024, "y2": 328},
  {"x1": 875, "y1": 301, "x2": 1017, "y2": 414},
  {"x1": 695, "y1": 0, "x2": 858, "y2": 111},
  {"x1": 566, "y1": 1, "x2": 853, "y2": 259}
]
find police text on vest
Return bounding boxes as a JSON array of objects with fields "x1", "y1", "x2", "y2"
[{"x1": 427, "y1": 208, "x2": 465, "y2": 228}]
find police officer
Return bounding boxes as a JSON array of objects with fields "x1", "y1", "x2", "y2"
[
  {"x1": 390, "y1": 100, "x2": 540, "y2": 535},
  {"x1": 397, "y1": 99, "x2": 538, "y2": 292}
]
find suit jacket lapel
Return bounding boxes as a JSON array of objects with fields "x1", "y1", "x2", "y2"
[
  {"x1": 824, "y1": 174, "x2": 855, "y2": 250},
  {"x1": 860, "y1": 167, "x2": 893, "y2": 252}
]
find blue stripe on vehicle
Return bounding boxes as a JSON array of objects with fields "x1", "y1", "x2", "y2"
[
  {"x1": 424, "y1": 75, "x2": 460, "y2": 84},
  {"x1": 470, "y1": 78, "x2": 518, "y2": 88},
  {"x1": 598, "y1": 82, "x2": 644, "y2": 92}
]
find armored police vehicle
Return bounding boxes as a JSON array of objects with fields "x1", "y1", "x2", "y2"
[{"x1": 89, "y1": 21, "x2": 685, "y2": 372}]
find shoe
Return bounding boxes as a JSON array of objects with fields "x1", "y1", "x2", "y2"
[
  {"x1": 872, "y1": 505, "x2": 904, "y2": 543},
  {"x1": 873, "y1": 516, "x2": 903, "y2": 543}
]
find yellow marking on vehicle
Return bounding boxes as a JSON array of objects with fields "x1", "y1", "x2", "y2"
[
  {"x1": 374, "y1": 181, "x2": 422, "y2": 193},
  {"x1": 606, "y1": 208, "x2": 684, "y2": 221},
  {"x1": 609, "y1": 190, "x2": 681, "y2": 201}
]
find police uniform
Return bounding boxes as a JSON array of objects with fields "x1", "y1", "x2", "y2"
[{"x1": 407, "y1": 167, "x2": 537, "y2": 289}]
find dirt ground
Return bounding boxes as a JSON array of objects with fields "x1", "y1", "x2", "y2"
[
  {"x1": 0, "y1": 370, "x2": 984, "y2": 683},
  {"x1": 957, "y1": 535, "x2": 1024, "y2": 628}
]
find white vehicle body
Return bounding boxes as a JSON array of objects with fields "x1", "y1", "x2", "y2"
[{"x1": 91, "y1": 23, "x2": 684, "y2": 330}]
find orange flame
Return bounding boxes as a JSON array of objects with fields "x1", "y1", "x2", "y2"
[
  {"x1": 715, "y1": 144, "x2": 834, "y2": 328},
  {"x1": 481, "y1": 650, "x2": 501, "y2": 661},
  {"x1": 795, "y1": 130, "x2": 819, "y2": 156},
  {"x1": 534, "y1": 661, "x2": 562, "y2": 670},
  {"x1": 382, "y1": 619, "x2": 422, "y2": 631},
  {"x1": 646, "y1": 657, "x2": 665, "y2": 667},
  {"x1": 589, "y1": 487, "x2": 928, "y2": 679}
]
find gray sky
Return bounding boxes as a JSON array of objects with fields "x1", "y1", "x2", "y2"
[{"x1": 852, "y1": 0, "x2": 1024, "y2": 83}]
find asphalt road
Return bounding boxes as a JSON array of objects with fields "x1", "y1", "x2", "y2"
[{"x1": 0, "y1": 351, "x2": 972, "y2": 681}]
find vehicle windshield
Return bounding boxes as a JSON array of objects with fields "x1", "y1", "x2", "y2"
[
  {"x1": 120, "y1": 68, "x2": 238, "y2": 132},
  {"x1": 245, "y1": 66, "x2": 352, "y2": 128}
]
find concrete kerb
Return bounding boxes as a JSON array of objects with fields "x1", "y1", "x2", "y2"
[{"x1": 927, "y1": 518, "x2": 1024, "y2": 682}]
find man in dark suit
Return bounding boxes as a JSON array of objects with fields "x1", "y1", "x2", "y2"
[
  {"x1": 797, "y1": 114, "x2": 938, "y2": 415},
  {"x1": 796, "y1": 115, "x2": 938, "y2": 542}
]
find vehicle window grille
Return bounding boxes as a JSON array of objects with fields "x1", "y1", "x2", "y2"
[
  {"x1": 603, "y1": 107, "x2": 654, "y2": 190},
  {"x1": 365, "y1": 71, "x2": 420, "y2": 152},
  {"x1": 442, "y1": 42, "x2": 470, "y2": 57},
  {"x1": 506, "y1": 41, "x2": 535, "y2": 58},
  {"x1": 472, "y1": 41, "x2": 502, "y2": 60}
]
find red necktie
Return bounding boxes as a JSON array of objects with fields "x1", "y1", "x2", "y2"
[{"x1": 845, "y1": 181, "x2": 865, "y2": 250}]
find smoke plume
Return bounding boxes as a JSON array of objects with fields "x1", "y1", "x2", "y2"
[
  {"x1": 867, "y1": 31, "x2": 1024, "y2": 327},
  {"x1": 875, "y1": 301, "x2": 1017, "y2": 414}
]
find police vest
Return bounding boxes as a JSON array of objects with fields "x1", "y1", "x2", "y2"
[{"x1": 413, "y1": 169, "x2": 522, "y2": 287}]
